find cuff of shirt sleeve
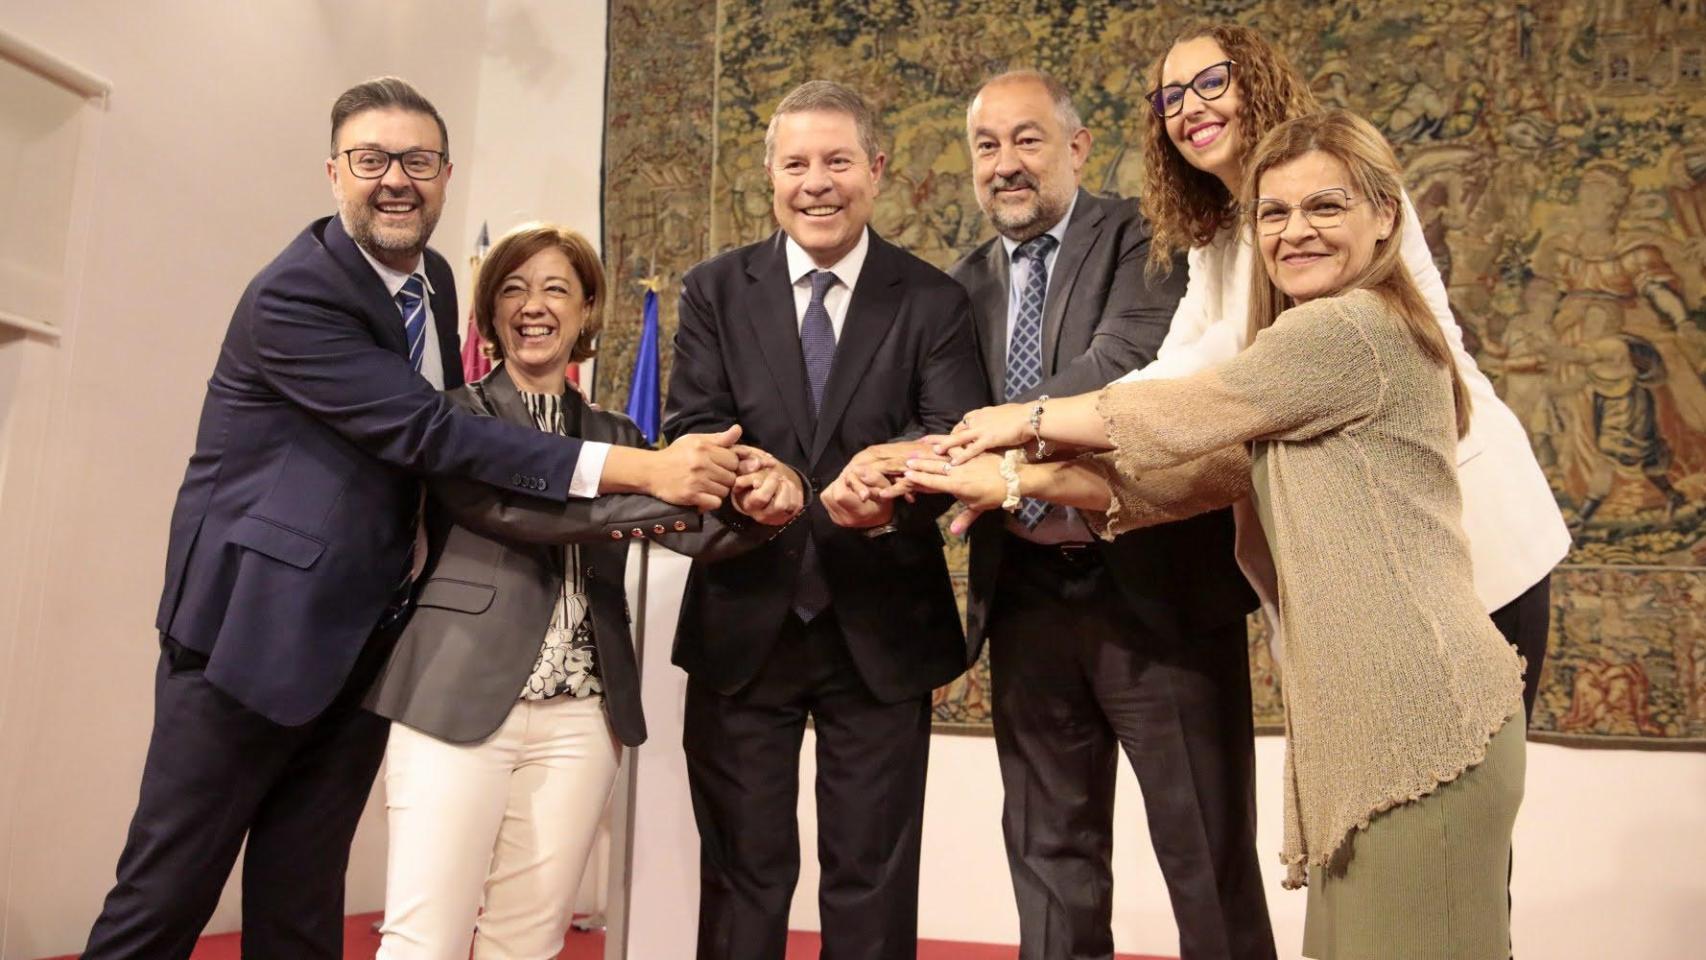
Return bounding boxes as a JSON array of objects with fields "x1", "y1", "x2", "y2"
[{"x1": 568, "y1": 441, "x2": 611, "y2": 498}]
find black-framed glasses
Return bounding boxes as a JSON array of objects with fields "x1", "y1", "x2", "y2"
[
  {"x1": 1252, "y1": 188, "x2": 1361, "y2": 236},
  {"x1": 339, "y1": 148, "x2": 448, "y2": 180},
  {"x1": 1146, "y1": 60, "x2": 1236, "y2": 118}
]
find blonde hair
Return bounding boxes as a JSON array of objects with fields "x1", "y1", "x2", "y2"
[
  {"x1": 474, "y1": 223, "x2": 605, "y2": 364},
  {"x1": 1242, "y1": 110, "x2": 1471, "y2": 436},
  {"x1": 1140, "y1": 22, "x2": 1320, "y2": 277}
]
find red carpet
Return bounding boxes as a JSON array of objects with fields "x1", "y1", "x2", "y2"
[{"x1": 40, "y1": 911, "x2": 1172, "y2": 959}]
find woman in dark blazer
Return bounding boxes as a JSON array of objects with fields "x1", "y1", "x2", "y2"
[{"x1": 365, "y1": 223, "x2": 802, "y2": 960}]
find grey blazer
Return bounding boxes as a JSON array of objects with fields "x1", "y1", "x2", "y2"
[
  {"x1": 948, "y1": 188, "x2": 1257, "y2": 657},
  {"x1": 364, "y1": 365, "x2": 786, "y2": 746}
]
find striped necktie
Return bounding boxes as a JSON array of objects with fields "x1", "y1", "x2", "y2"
[{"x1": 396, "y1": 274, "x2": 427, "y2": 372}]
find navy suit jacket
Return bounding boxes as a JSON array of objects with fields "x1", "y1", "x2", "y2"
[
  {"x1": 154, "y1": 214, "x2": 583, "y2": 725},
  {"x1": 662, "y1": 230, "x2": 989, "y2": 702}
]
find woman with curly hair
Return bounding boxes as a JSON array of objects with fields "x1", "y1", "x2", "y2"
[{"x1": 1129, "y1": 22, "x2": 1566, "y2": 717}]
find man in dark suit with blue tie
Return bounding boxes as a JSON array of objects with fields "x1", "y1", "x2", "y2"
[
  {"x1": 662, "y1": 80, "x2": 987, "y2": 959},
  {"x1": 82, "y1": 78, "x2": 741, "y2": 959}
]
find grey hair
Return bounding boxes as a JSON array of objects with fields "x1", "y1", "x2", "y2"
[
  {"x1": 966, "y1": 69, "x2": 1084, "y2": 138},
  {"x1": 330, "y1": 76, "x2": 449, "y2": 158},
  {"x1": 763, "y1": 80, "x2": 882, "y2": 167}
]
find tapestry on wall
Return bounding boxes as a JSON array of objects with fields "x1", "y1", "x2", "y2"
[{"x1": 603, "y1": 0, "x2": 1706, "y2": 750}]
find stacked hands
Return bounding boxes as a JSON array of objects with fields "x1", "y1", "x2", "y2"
[
  {"x1": 657, "y1": 402, "x2": 1040, "y2": 534},
  {"x1": 828, "y1": 402, "x2": 1045, "y2": 537},
  {"x1": 650, "y1": 425, "x2": 807, "y2": 526}
]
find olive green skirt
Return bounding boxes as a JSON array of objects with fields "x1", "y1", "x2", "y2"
[{"x1": 1302, "y1": 712, "x2": 1526, "y2": 960}]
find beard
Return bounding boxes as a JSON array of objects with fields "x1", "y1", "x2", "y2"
[
  {"x1": 982, "y1": 171, "x2": 1074, "y2": 242},
  {"x1": 338, "y1": 185, "x2": 441, "y2": 262}
]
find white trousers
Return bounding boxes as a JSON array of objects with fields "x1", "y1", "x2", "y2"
[{"x1": 376, "y1": 695, "x2": 620, "y2": 960}]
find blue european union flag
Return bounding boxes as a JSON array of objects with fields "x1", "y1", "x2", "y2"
[{"x1": 625, "y1": 288, "x2": 662, "y2": 444}]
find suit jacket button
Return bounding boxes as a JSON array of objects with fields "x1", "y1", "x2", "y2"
[
  {"x1": 631, "y1": 528, "x2": 645, "y2": 538},
  {"x1": 673, "y1": 520, "x2": 688, "y2": 531},
  {"x1": 653, "y1": 524, "x2": 666, "y2": 535},
  {"x1": 511, "y1": 473, "x2": 523, "y2": 485},
  {"x1": 534, "y1": 478, "x2": 546, "y2": 490},
  {"x1": 610, "y1": 530, "x2": 624, "y2": 540}
]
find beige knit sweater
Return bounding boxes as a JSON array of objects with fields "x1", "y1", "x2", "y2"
[{"x1": 1087, "y1": 287, "x2": 1525, "y2": 887}]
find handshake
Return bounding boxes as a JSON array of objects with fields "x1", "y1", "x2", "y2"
[{"x1": 636, "y1": 425, "x2": 806, "y2": 526}]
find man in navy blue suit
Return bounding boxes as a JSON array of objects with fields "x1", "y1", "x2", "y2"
[{"x1": 82, "y1": 78, "x2": 740, "y2": 959}]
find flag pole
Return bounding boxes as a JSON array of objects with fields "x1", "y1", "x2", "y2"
[{"x1": 605, "y1": 265, "x2": 665, "y2": 960}]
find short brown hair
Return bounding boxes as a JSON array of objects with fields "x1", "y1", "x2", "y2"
[
  {"x1": 764, "y1": 80, "x2": 882, "y2": 167},
  {"x1": 1140, "y1": 23, "x2": 1319, "y2": 275},
  {"x1": 474, "y1": 223, "x2": 606, "y2": 365},
  {"x1": 330, "y1": 77, "x2": 450, "y2": 157}
]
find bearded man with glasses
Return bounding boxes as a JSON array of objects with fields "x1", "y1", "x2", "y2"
[{"x1": 81, "y1": 77, "x2": 742, "y2": 959}]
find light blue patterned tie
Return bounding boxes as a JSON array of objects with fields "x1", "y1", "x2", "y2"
[
  {"x1": 800, "y1": 269, "x2": 839, "y2": 412},
  {"x1": 794, "y1": 269, "x2": 839, "y2": 622},
  {"x1": 1006, "y1": 235, "x2": 1057, "y2": 529},
  {"x1": 396, "y1": 274, "x2": 427, "y2": 372}
]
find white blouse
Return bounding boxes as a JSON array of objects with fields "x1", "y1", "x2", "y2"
[{"x1": 1118, "y1": 193, "x2": 1570, "y2": 613}]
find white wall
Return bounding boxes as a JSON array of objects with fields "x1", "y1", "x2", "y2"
[
  {"x1": 787, "y1": 732, "x2": 1706, "y2": 959},
  {"x1": 0, "y1": 2, "x2": 605, "y2": 957}
]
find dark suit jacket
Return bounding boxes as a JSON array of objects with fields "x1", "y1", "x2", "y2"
[
  {"x1": 364, "y1": 366, "x2": 789, "y2": 747},
  {"x1": 154, "y1": 215, "x2": 584, "y2": 726},
  {"x1": 949, "y1": 189, "x2": 1257, "y2": 656},
  {"x1": 663, "y1": 229, "x2": 989, "y2": 702}
]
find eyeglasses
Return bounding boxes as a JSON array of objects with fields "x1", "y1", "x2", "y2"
[
  {"x1": 339, "y1": 148, "x2": 448, "y2": 181},
  {"x1": 1146, "y1": 60, "x2": 1236, "y2": 118},
  {"x1": 1252, "y1": 188, "x2": 1361, "y2": 236}
]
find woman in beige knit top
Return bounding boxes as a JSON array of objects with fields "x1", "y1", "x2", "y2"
[{"x1": 904, "y1": 110, "x2": 1527, "y2": 960}]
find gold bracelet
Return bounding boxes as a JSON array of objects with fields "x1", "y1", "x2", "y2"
[{"x1": 999, "y1": 448, "x2": 1024, "y2": 512}]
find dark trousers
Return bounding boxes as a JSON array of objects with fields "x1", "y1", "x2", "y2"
[
  {"x1": 1490, "y1": 573, "x2": 1551, "y2": 721},
  {"x1": 989, "y1": 538, "x2": 1275, "y2": 960},
  {"x1": 82, "y1": 627, "x2": 397, "y2": 960},
  {"x1": 684, "y1": 612, "x2": 931, "y2": 960}
]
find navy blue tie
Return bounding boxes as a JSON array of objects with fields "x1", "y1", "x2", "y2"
[
  {"x1": 801, "y1": 269, "x2": 839, "y2": 412},
  {"x1": 793, "y1": 269, "x2": 839, "y2": 623},
  {"x1": 396, "y1": 274, "x2": 427, "y2": 372},
  {"x1": 1006, "y1": 235, "x2": 1057, "y2": 529}
]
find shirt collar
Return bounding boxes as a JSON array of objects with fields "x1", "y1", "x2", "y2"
[
  {"x1": 784, "y1": 226, "x2": 870, "y2": 290},
  {"x1": 354, "y1": 240, "x2": 434, "y2": 298},
  {"x1": 999, "y1": 191, "x2": 1079, "y2": 261}
]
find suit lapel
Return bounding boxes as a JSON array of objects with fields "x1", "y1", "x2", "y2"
[
  {"x1": 476, "y1": 364, "x2": 533, "y2": 426},
  {"x1": 966, "y1": 242, "x2": 1011, "y2": 401},
  {"x1": 743, "y1": 233, "x2": 816, "y2": 457},
  {"x1": 426, "y1": 256, "x2": 464, "y2": 389},
  {"x1": 322, "y1": 214, "x2": 412, "y2": 359},
  {"x1": 1040, "y1": 189, "x2": 1104, "y2": 374},
  {"x1": 810, "y1": 233, "x2": 901, "y2": 466}
]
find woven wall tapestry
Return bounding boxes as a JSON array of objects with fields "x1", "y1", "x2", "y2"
[{"x1": 603, "y1": 0, "x2": 1706, "y2": 750}]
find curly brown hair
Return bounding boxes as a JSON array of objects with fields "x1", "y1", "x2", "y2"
[
  {"x1": 474, "y1": 223, "x2": 605, "y2": 365},
  {"x1": 1140, "y1": 22, "x2": 1320, "y2": 276}
]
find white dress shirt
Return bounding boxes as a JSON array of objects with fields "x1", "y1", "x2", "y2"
[
  {"x1": 355, "y1": 243, "x2": 606, "y2": 498},
  {"x1": 1115, "y1": 192, "x2": 1569, "y2": 613},
  {"x1": 784, "y1": 227, "x2": 870, "y2": 336}
]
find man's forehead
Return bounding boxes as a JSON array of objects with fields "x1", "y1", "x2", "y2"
[
  {"x1": 335, "y1": 107, "x2": 443, "y2": 148},
  {"x1": 771, "y1": 110, "x2": 862, "y2": 150}
]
